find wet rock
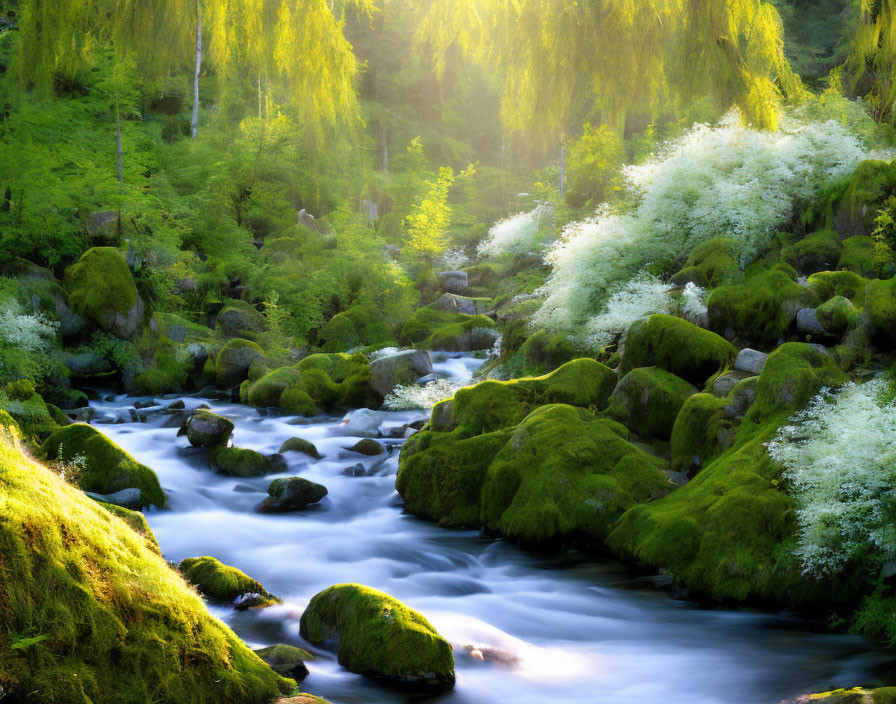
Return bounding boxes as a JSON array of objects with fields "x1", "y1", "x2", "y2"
[
  {"x1": 343, "y1": 462, "x2": 367, "y2": 477},
  {"x1": 169, "y1": 400, "x2": 185, "y2": 410},
  {"x1": 431, "y1": 292, "x2": 477, "y2": 315},
  {"x1": 212, "y1": 447, "x2": 285, "y2": 478},
  {"x1": 63, "y1": 351, "x2": 111, "y2": 377},
  {"x1": 733, "y1": 348, "x2": 769, "y2": 375},
  {"x1": 336, "y1": 409, "x2": 389, "y2": 437},
  {"x1": 215, "y1": 338, "x2": 265, "y2": 388},
  {"x1": 253, "y1": 644, "x2": 312, "y2": 681},
  {"x1": 258, "y1": 477, "x2": 328, "y2": 512},
  {"x1": 369, "y1": 350, "x2": 433, "y2": 397},
  {"x1": 278, "y1": 437, "x2": 322, "y2": 460},
  {"x1": 348, "y1": 438, "x2": 384, "y2": 456},
  {"x1": 133, "y1": 398, "x2": 156, "y2": 410},
  {"x1": 183, "y1": 410, "x2": 234, "y2": 449},
  {"x1": 437, "y1": 270, "x2": 468, "y2": 293},
  {"x1": 84, "y1": 487, "x2": 142, "y2": 510}
]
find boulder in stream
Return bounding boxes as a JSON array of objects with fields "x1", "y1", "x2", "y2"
[
  {"x1": 258, "y1": 476, "x2": 328, "y2": 512},
  {"x1": 183, "y1": 409, "x2": 234, "y2": 449},
  {"x1": 179, "y1": 555, "x2": 280, "y2": 607}
]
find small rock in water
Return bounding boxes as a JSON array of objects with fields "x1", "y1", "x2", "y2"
[
  {"x1": 253, "y1": 644, "x2": 312, "y2": 681},
  {"x1": 335, "y1": 408, "x2": 389, "y2": 437},
  {"x1": 348, "y1": 438, "x2": 384, "y2": 456},
  {"x1": 133, "y1": 398, "x2": 156, "y2": 410},
  {"x1": 168, "y1": 399, "x2": 185, "y2": 410},
  {"x1": 278, "y1": 437, "x2": 322, "y2": 459},
  {"x1": 343, "y1": 462, "x2": 367, "y2": 477},
  {"x1": 85, "y1": 487, "x2": 142, "y2": 510},
  {"x1": 258, "y1": 476, "x2": 328, "y2": 512}
]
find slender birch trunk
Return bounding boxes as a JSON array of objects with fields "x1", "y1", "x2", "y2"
[{"x1": 191, "y1": 0, "x2": 202, "y2": 139}]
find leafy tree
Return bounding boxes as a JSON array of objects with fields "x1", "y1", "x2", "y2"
[{"x1": 404, "y1": 166, "x2": 455, "y2": 262}]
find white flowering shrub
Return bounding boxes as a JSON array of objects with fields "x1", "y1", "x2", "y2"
[
  {"x1": 586, "y1": 274, "x2": 674, "y2": 349},
  {"x1": 382, "y1": 378, "x2": 458, "y2": 411},
  {"x1": 767, "y1": 380, "x2": 896, "y2": 576},
  {"x1": 533, "y1": 113, "x2": 891, "y2": 338},
  {"x1": 442, "y1": 247, "x2": 470, "y2": 270},
  {"x1": 477, "y1": 204, "x2": 554, "y2": 258},
  {"x1": 679, "y1": 282, "x2": 708, "y2": 326},
  {"x1": 0, "y1": 302, "x2": 59, "y2": 353}
]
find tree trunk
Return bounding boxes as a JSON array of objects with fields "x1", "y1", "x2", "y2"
[
  {"x1": 559, "y1": 141, "x2": 566, "y2": 198},
  {"x1": 191, "y1": 0, "x2": 202, "y2": 139},
  {"x1": 378, "y1": 121, "x2": 388, "y2": 173},
  {"x1": 116, "y1": 104, "x2": 124, "y2": 188}
]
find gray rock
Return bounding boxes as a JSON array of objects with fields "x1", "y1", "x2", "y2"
[
  {"x1": 216, "y1": 302, "x2": 268, "y2": 339},
  {"x1": 796, "y1": 308, "x2": 827, "y2": 336},
  {"x1": 253, "y1": 644, "x2": 311, "y2": 681},
  {"x1": 431, "y1": 292, "x2": 477, "y2": 315},
  {"x1": 63, "y1": 352, "x2": 111, "y2": 376},
  {"x1": 186, "y1": 343, "x2": 208, "y2": 368},
  {"x1": 469, "y1": 327, "x2": 501, "y2": 350},
  {"x1": 711, "y1": 371, "x2": 751, "y2": 397},
  {"x1": 369, "y1": 350, "x2": 433, "y2": 396},
  {"x1": 733, "y1": 348, "x2": 769, "y2": 375},
  {"x1": 335, "y1": 408, "x2": 389, "y2": 437},
  {"x1": 258, "y1": 476, "x2": 328, "y2": 512},
  {"x1": 437, "y1": 270, "x2": 468, "y2": 293},
  {"x1": 167, "y1": 324, "x2": 186, "y2": 343},
  {"x1": 416, "y1": 372, "x2": 450, "y2": 386},
  {"x1": 85, "y1": 487, "x2": 142, "y2": 510},
  {"x1": 216, "y1": 343, "x2": 264, "y2": 389},
  {"x1": 184, "y1": 410, "x2": 234, "y2": 448}
]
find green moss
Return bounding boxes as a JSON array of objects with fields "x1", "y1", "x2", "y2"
[
  {"x1": 834, "y1": 159, "x2": 896, "y2": 236},
  {"x1": 211, "y1": 446, "x2": 279, "y2": 478},
  {"x1": 400, "y1": 306, "x2": 497, "y2": 351},
  {"x1": 97, "y1": 502, "x2": 160, "y2": 554},
  {"x1": 516, "y1": 331, "x2": 587, "y2": 374},
  {"x1": 46, "y1": 403, "x2": 71, "y2": 427},
  {"x1": 0, "y1": 431, "x2": 291, "y2": 702},
  {"x1": 605, "y1": 367, "x2": 697, "y2": 440},
  {"x1": 781, "y1": 229, "x2": 843, "y2": 274},
  {"x1": 216, "y1": 338, "x2": 265, "y2": 388},
  {"x1": 63, "y1": 247, "x2": 138, "y2": 319},
  {"x1": 246, "y1": 367, "x2": 305, "y2": 407},
  {"x1": 43, "y1": 424, "x2": 167, "y2": 509},
  {"x1": 670, "y1": 237, "x2": 744, "y2": 288},
  {"x1": 479, "y1": 404, "x2": 672, "y2": 546},
  {"x1": 215, "y1": 298, "x2": 269, "y2": 340},
  {"x1": 1, "y1": 384, "x2": 58, "y2": 441},
  {"x1": 807, "y1": 270, "x2": 868, "y2": 306},
  {"x1": 281, "y1": 386, "x2": 318, "y2": 416},
  {"x1": 619, "y1": 315, "x2": 736, "y2": 385},
  {"x1": 185, "y1": 410, "x2": 234, "y2": 449},
  {"x1": 816, "y1": 296, "x2": 859, "y2": 336},
  {"x1": 131, "y1": 368, "x2": 179, "y2": 396},
  {"x1": 299, "y1": 584, "x2": 454, "y2": 688},
  {"x1": 317, "y1": 304, "x2": 395, "y2": 352},
  {"x1": 864, "y1": 277, "x2": 896, "y2": 349},
  {"x1": 279, "y1": 437, "x2": 322, "y2": 459},
  {"x1": 669, "y1": 392, "x2": 734, "y2": 475},
  {"x1": 295, "y1": 352, "x2": 371, "y2": 409},
  {"x1": 179, "y1": 556, "x2": 279, "y2": 604},
  {"x1": 608, "y1": 343, "x2": 848, "y2": 604},
  {"x1": 838, "y1": 235, "x2": 888, "y2": 277},
  {"x1": 707, "y1": 269, "x2": 818, "y2": 347}
]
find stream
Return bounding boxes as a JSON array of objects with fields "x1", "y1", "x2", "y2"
[{"x1": 89, "y1": 353, "x2": 889, "y2": 704}]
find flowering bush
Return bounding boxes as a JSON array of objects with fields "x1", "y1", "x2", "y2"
[
  {"x1": 382, "y1": 378, "x2": 458, "y2": 411},
  {"x1": 441, "y1": 247, "x2": 470, "y2": 270},
  {"x1": 477, "y1": 204, "x2": 554, "y2": 258},
  {"x1": 0, "y1": 302, "x2": 58, "y2": 353},
  {"x1": 767, "y1": 379, "x2": 896, "y2": 576},
  {"x1": 680, "y1": 282, "x2": 708, "y2": 326},
  {"x1": 586, "y1": 274, "x2": 674, "y2": 349},
  {"x1": 533, "y1": 112, "x2": 891, "y2": 339}
]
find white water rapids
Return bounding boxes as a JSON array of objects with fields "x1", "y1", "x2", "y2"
[{"x1": 88, "y1": 353, "x2": 888, "y2": 704}]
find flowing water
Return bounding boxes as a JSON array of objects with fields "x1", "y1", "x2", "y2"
[{"x1": 89, "y1": 353, "x2": 889, "y2": 704}]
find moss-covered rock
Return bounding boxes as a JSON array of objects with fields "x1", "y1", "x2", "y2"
[
  {"x1": 516, "y1": 331, "x2": 587, "y2": 374},
  {"x1": 608, "y1": 343, "x2": 848, "y2": 604},
  {"x1": 400, "y1": 306, "x2": 498, "y2": 351},
  {"x1": 670, "y1": 237, "x2": 744, "y2": 288},
  {"x1": 180, "y1": 556, "x2": 280, "y2": 605},
  {"x1": 216, "y1": 338, "x2": 266, "y2": 388},
  {"x1": 295, "y1": 352, "x2": 373, "y2": 409},
  {"x1": 216, "y1": 298, "x2": 269, "y2": 340},
  {"x1": 0, "y1": 429, "x2": 290, "y2": 702},
  {"x1": 864, "y1": 277, "x2": 896, "y2": 350},
  {"x1": 63, "y1": 247, "x2": 145, "y2": 340},
  {"x1": 838, "y1": 235, "x2": 889, "y2": 278},
  {"x1": 807, "y1": 270, "x2": 868, "y2": 306},
  {"x1": 669, "y1": 393, "x2": 736, "y2": 476},
  {"x1": 299, "y1": 584, "x2": 454, "y2": 690},
  {"x1": 317, "y1": 304, "x2": 395, "y2": 352},
  {"x1": 278, "y1": 437, "x2": 322, "y2": 459},
  {"x1": 781, "y1": 229, "x2": 843, "y2": 274},
  {"x1": 478, "y1": 404, "x2": 672, "y2": 546},
  {"x1": 816, "y1": 296, "x2": 859, "y2": 336},
  {"x1": 211, "y1": 446, "x2": 285, "y2": 478},
  {"x1": 258, "y1": 477, "x2": 328, "y2": 512},
  {"x1": 606, "y1": 367, "x2": 697, "y2": 440},
  {"x1": 397, "y1": 360, "x2": 623, "y2": 533},
  {"x1": 369, "y1": 350, "x2": 432, "y2": 397},
  {"x1": 254, "y1": 644, "x2": 312, "y2": 681},
  {"x1": 349, "y1": 438, "x2": 384, "y2": 455},
  {"x1": 619, "y1": 315, "x2": 736, "y2": 385},
  {"x1": 1, "y1": 381, "x2": 58, "y2": 441},
  {"x1": 707, "y1": 269, "x2": 818, "y2": 347},
  {"x1": 184, "y1": 410, "x2": 234, "y2": 449},
  {"x1": 833, "y1": 159, "x2": 896, "y2": 237},
  {"x1": 246, "y1": 367, "x2": 305, "y2": 407},
  {"x1": 43, "y1": 424, "x2": 167, "y2": 509}
]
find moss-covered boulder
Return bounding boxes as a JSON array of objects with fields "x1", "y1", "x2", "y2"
[
  {"x1": 211, "y1": 446, "x2": 285, "y2": 478},
  {"x1": 833, "y1": 159, "x2": 896, "y2": 237},
  {"x1": 619, "y1": 315, "x2": 735, "y2": 385},
  {"x1": 1, "y1": 380, "x2": 58, "y2": 441},
  {"x1": 299, "y1": 584, "x2": 455, "y2": 690},
  {"x1": 180, "y1": 556, "x2": 280, "y2": 606},
  {"x1": 0, "y1": 428, "x2": 291, "y2": 702},
  {"x1": 670, "y1": 393, "x2": 736, "y2": 475},
  {"x1": 43, "y1": 424, "x2": 167, "y2": 509},
  {"x1": 258, "y1": 477, "x2": 328, "y2": 512},
  {"x1": 278, "y1": 437, "x2": 322, "y2": 459},
  {"x1": 838, "y1": 235, "x2": 889, "y2": 277},
  {"x1": 184, "y1": 409, "x2": 234, "y2": 449},
  {"x1": 369, "y1": 350, "x2": 432, "y2": 397},
  {"x1": 317, "y1": 304, "x2": 395, "y2": 352},
  {"x1": 781, "y1": 229, "x2": 843, "y2": 274},
  {"x1": 254, "y1": 644, "x2": 312, "y2": 681},
  {"x1": 807, "y1": 270, "x2": 868, "y2": 306},
  {"x1": 296, "y1": 352, "x2": 373, "y2": 409},
  {"x1": 516, "y1": 331, "x2": 587, "y2": 375},
  {"x1": 608, "y1": 343, "x2": 849, "y2": 604},
  {"x1": 864, "y1": 277, "x2": 896, "y2": 349},
  {"x1": 478, "y1": 404, "x2": 672, "y2": 546},
  {"x1": 63, "y1": 247, "x2": 145, "y2": 340},
  {"x1": 216, "y1": 338, "x2": 265, "y2": 388},
  {"x1": 400, "y1": 306, "x2": 498, "y2": 351},
  {"x1": 245, "y1": 367, "x2": 305, "y2": 407},
  {"x1": 606, "y1": 367, "x2": 697, "y2": 440},
  {"x1": 670, "y1": 237, "x2": 744, "y2": 288},
  {"x1": 216, "y1": 298, "x2": 269, "y2": 340},
  {"x1": 707, "y1": 269, "x2": 818, "y2": 347},
  {"x1": 816, "y1": 296, "x2": 859, "y2": 336}
]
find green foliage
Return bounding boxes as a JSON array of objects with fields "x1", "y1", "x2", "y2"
[
  {"x1": 403, "y1": 166, "x2": 455, "y2": 262},
  {"x1": 564, "y1": 124, "x2": 625, "y2": 208}
]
